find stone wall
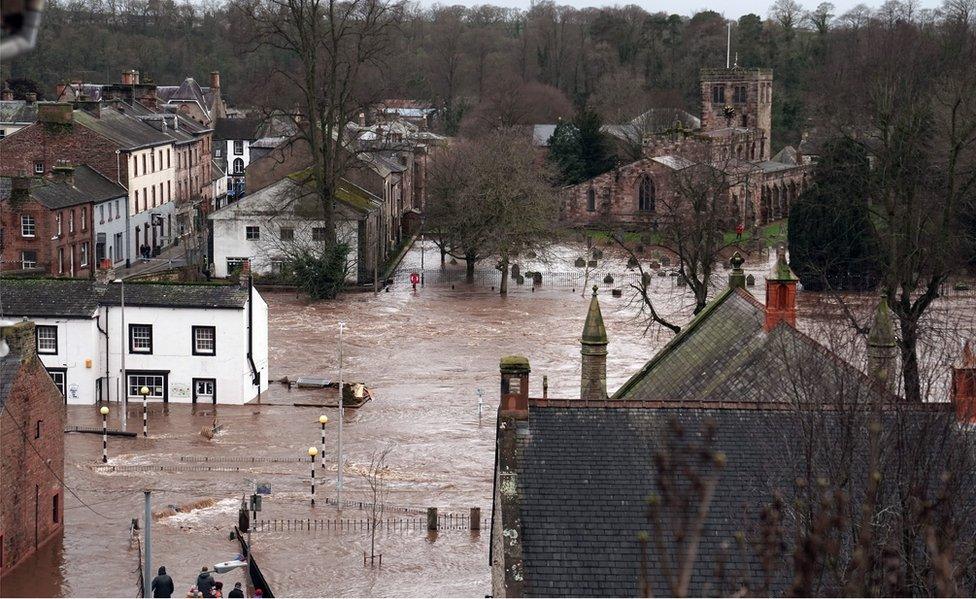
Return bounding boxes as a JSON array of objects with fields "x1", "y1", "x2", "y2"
[{"x1": 561, "y1": 159, "x2": 676, "y2": 229}]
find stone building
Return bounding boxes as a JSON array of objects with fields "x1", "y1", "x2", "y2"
[
  {"x1": 562, "y1": 66, "x2": 809, "y2": 230},
  {"x1": 0, "y1": 321, "x2": 66, "y2": 580},
  {"x1": 489, "y1": 252, "x2": 976, "y2": 596}
]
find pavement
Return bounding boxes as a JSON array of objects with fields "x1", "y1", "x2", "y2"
[{"x1": 114, "y1": 244, "x2": 187, "y2": 279}]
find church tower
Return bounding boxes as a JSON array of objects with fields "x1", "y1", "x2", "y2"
[
  {"x1": 699, "y1": 66, "x2": 773, "y2": 160},
  {"x1": 580, "y1": 286, "x2": 608, "y2": 401}
]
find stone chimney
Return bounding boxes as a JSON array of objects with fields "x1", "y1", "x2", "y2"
[
  {"x1": 1, "y1": 84, "x2": 12, "y2": 101},
  {"x1": 121, "y1": 70, "x2": 134, "y2": 85},
  {"x1": 867, "y1": 296, "x2": 898, "y2": 392},
  {"x1": 1, "y1": 320, "x2": 37, "y2": 362},
  {"x1": 52, "y1": 161, "x2": 76, "y2": 185},
  {"x1": 359, "y1": 112, "x2": 366, "y2": 127},
  {"x1": 728, "y1": 251, "x2": 746, "y2": 289},
  {"x1": 499, "y1": 356, "x2": 530, "y2": 419},
  {"x1": 952, "y1": 340, "x2": 976, "y2": 424},
  {"x1": 580, "y1": 286, "x2": 608, "y2": 401},
  {"x1": 38, "y1": 102, "x2": 74, "y2": 125},
  {"x1": 764, "y1": 245, "x2": 798, "y2": 331},
  {"x1": 210, "y1": 71, "x2": 221, "y2": 90}
]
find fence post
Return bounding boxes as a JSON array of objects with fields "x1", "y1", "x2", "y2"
[
  {"x1": 427, "y1": 507, "x2": 438, "y2": 531},
  {"x1": 470, "y1": 507, "x2": 481, "y2": 531}
]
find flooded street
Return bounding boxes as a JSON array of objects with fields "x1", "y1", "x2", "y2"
[{"x1": 3, "y1": 245, "x2": 973, "y2": 597}]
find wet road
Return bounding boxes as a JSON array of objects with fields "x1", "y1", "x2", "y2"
[{"x1": 2, "y1": 245, "x2": 972, "y2": 597}]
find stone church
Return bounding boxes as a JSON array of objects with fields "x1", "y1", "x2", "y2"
[{"x1": 562, "y1": 66, "x2": 811, "y2": 230}]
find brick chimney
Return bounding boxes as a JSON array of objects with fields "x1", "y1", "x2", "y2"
[
  {"x1": 764, "y1": 245, "x2": 798, "y2": 331},
  {"x1": 121, "y1": 70, "x2": 134, "y2": 85},
  {"x1": 952, "y1": 340, "x2": 976, "y2": 424},
  {"x1": 52, "y1": 161, "x2": 76, "y2": 185},
  {"x1": 210, "y1": 71, "x2": 221, "y2": 90},
  {"x1": 1, "y1": 320, "x2": 37, "y2": 362},
  {"x1": 1, "y1": 84, "x2": 12, "y2": 101},
  {"x1": 580, "y1": 286, "x2": 608, "y2": 401},
  {"x1": 499, "y1": 356, "x2": 530, "y2": 419},
  {"x1": 38, "y1": 102, "x2": 74, "y2": 125}
]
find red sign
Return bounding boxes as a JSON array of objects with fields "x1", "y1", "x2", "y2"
[{"x1": 410, "y1": 272, "x2": 420, "y2": 285}]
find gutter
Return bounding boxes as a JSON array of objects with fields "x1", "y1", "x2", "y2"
[{"x1": 246, "y1": 274, "x2": 260, "y2": 397}]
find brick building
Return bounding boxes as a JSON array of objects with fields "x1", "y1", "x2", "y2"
[
  {"x1": 563, "y1": 66, "x2": 809, "y2": 229},
  {"x1": 0, "y1": 321, "x2": 66, "y2": 580},
  {"x1": 489, "y1": 253, "x2": 976, "y2": 596},
  {"x1": 0, "y1": 165, "x2": 125, "y2": 276}
]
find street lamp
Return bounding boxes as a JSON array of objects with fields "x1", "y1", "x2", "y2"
[
  {"x1": 318, "y1": 415, "x2": 329, "y2": 473},
  {"x1": 114, "y1": 277, "x2": 127, "y2": 432},
  {"x1": 307, "y1": 447, "x2": 318, "y2": 507},
  {"x1": 140, "y1": 385, "x2": 150, "y2": 437},
  {"x1": 100, "y1": 406, "x2": 110, "y2": 463}
]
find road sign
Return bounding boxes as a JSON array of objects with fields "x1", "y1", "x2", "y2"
[{"x1": 410, "y1": 272, "x2": 420, "y2": 285}]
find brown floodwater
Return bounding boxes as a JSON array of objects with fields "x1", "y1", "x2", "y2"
[{"x1": 2, "y1": 245, "x2": 972, "y2": 598}]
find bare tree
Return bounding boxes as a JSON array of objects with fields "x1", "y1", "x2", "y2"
[
  {"x1": 426, "y1": 128, "x2": 558, "y2": 292},
  {"x1": 362, "y1": 443, "x2": 395, "y2": 565}
]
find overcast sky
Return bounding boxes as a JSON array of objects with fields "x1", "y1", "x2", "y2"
[{"x1": 417, "y1": 0, "x2": 944, "y2": 19}]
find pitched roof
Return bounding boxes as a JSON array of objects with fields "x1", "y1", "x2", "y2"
[
  {"x1": 0, "y1": 355, "x2": 21, "y2": 409},
  {"x1": 213, "y1": 117, "x2": 262, "y2": 141},
  {"x1": 515, "y1": 405, "x2": 967, "y2": 597},
  {"x1": 29, "y1": 166, "x2": 126, "y2": 209},
  {"x1": 74, "y1": 107, "x2": 175, "y2": 149},
  {"x1": 209, "y1": 174, "x2": 382, "y2": 221},
  {"x1": 0, "y1": 279, "x2": 248, "y2": 317}
]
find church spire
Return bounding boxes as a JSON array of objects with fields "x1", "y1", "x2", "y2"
[{"x1": 581, "y1": 286, "x2": 608, "y2": 401}]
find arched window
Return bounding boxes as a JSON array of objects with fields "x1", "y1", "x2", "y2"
[
  {"x1": 586, "y1": 188, "x2": 596, "y2": 212},
  {"x1": 637, "y1": 176, "x2": 655, "y2": 212},
  {"x1": 233, "y1": 158, "x2": 244, "y2": 175}
]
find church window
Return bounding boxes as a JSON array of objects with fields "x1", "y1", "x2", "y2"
[
  {"x1": 586, "y1": 188, "x2": 595, "y2": 212},
  {"x1": 637, "y1": 177, "x2": 655, "y2": 212},
  {"x1": 712, "y1": 85, "x2": 725, "y2": 104}
]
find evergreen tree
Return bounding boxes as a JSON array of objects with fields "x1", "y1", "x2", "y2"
[
  {"x1": 788, "y1": 137, "x2": 879, "y2": 291},
  {"x1": 547, "y1": 109, "x2": 614, "y2": 185}
]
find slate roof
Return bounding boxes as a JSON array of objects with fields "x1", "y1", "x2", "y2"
[
  {"x1": 74, "y1": 107, "x2": 174, "y2": 149},
  {"x1": 0, "y1": 355, "x2": 23, "y2": 409},
  {"x1": 0, "y1": 279, "x2": 247, "y2": 317},
  {"x1": 209, "y1": 174, "x2": 381, "y2": 221},
  {"x1": 515, "y1": 406, "x2": 971, "y2": 597},
  {"x1": 629, "y1": 107, "x2": 701, "y2": 131},
  {"x1": 0, "y1": 100, "x2": 38, "y2": 124},
  {"x1": 650, "y1": 154, "x2": 695, "y2": 171},
  {"x1": 214, "y1": 117, "x2": 262, "y2": 141},
  {"x1": 28, "y1": 166, "x2": 126, "y2": 209}
]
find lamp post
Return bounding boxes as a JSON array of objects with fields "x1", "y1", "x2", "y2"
[
  {"x1": 100, "y1": 406, "x2": 110, "y2": 463},
  {"x1": 307, "y1": 447, "x2": 318, "y2": 507},
  {"x1": 318, "y1": 415, "x2": 328, "y2": 472},
  {"x1": 337, "y1": 321, "x2": 345, "y2": 504},
  {"x1": 114, "y1": 278, "x2": 127, "y2": 431},
  {"x1": 140, "y1": 385, "x2": 150, "y2": 437}
]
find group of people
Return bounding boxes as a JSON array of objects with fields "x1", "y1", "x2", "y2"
[
  {"x1": 151, "y1": 566, "x2": 253, "y2": 598},
  {"x1": 140, "y1": 243, "x2": 155, "y2": 260}
]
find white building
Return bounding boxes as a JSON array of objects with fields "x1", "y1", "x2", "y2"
[
  {"x1": 208, "y1": 175, "x2": 384, "y2": 284},
  {"x1": 0, "y1": 278, "x2": 269, "y2": 405},
  {"x1": 213, "y1": 117, "x2": 262, "y2": 200}
]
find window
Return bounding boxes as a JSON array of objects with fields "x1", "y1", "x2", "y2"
[
  {"x1": 58, "y1": 247, "x2": 64, "y2": 273},
  {"x1": 142, "y1": 188, "x2": 147, "y2": 211},
  {"x1": 46, "y1": 369, "x2": 66, "y2": 397},
  {"x1": 234, "y1": 140, "x2": 244, "y2": 155},
  {"x1": 129, "y1": 324, "x2": 153, "y2": 354},
  {"x1": 638, "y1": 176, "x2": 655, "y2": 212},
  {"x1": 167, "y1": 149, "x2": 171, "y2": 169},
  {"x1": 279, "y1": 227, "x2": 294, "y2": 241},
  {"x1": 192, "y1": 326, "x2": 216, "y2": 356},
  {"x1": 34, "y1": 161, "x2": 44, "y2": 174},
  {"x1": 151, "y1": 186, "x2": 156, "y2": 207},
  {"x1": 226, "y1": 257, "x2": 248, "y2": 273},
  {"x1": 21, "y1": 214, "x2": 35, "y2": 237},
  {"x1": 312, "y1": 227, "x2": 327, "y2": 241},
  {"x1": 233, "y1": 158, "x2": 244, "y2": 175},
  {"x1": 100, "y1": 205, "x2": 105, "y2": 224},
  {"x1": 167, "y1": 181, "x2": 171, "y2": 201},
  {"x1": 21, "y1": 251, "x2": 37, "y2": 269},
  {"x1": 36, "y1": 325, "x2": 58, "y2": 354},
  {"x1": 733, "y1": 85, "x2": 747, "y2": 103},
  {"x1": 245, "y1": 225, "x2": 260, "y2": 240},
  {"x1": 712, "y1": 85, "x2": 725, "y2": 104},
  {"x1": 135, "y1": 189, "x2": 140, "y2": 212},
  {"x1": 80, "y1": 242, "x2": 89, "y2": 267},
  {"x1": 193, "y1": 379, "x2": 216, "y2": 404},
  {"x1": 127, "y1": 373, "x2": 165, "y2": 400},
  {"x1": 81, "y1": 207, "x2": 87, "y2": 230},
  {"x1": 56, "y1": 213, "x2": 62, "y2": 236},
  {"x1": 69, "y1": 210, "x2": 74, "y2": 233},
  {"x1": 215, "y1": 147, "x2": 222, "y2": 157},
  {"x1": 35, "y1": 420, "x2": 42, "y2": 439},
  {"x1": 0, "y1": 129, "x2": 5, "y2": 139},
  {"x1": 52, "y1": 494, "x2": 59, "y2": 524},
  {"x1": 586, "y1": 188, "x2": 595, "y2": 212},
  {"x1": 115, "y1": 200, "x2": 120, "y2": 219},
  {"x1": 142, "y1": 154, "x2": 146, "y2": 174},
  {"x1": 133, "y1": 156, "x2": 138, "y2": 177}
]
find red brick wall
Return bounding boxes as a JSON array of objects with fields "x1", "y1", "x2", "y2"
[
  {"x1": 0, "y1": 198, "x2": 95, "y2": 277},
  {"x1": 0, "y1": 327, "x2": 66, "y2": 579},
  {"x1": 0, "y1": 122, "x2": 126, "y2": 186}
]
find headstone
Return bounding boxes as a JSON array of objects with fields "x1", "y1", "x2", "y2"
[
  {"x1": 746, "y1": 274, "x2": 756, "y2": 286},
  {"x1": 660, "y1": 256, "x2": 671, "y2": 267},
  {"x1": 603, "y1": 274, "x2": 614, "y2": 284},
  {"x1": 587, "y1": 259, "x2": 598, "y2": 268},
  {"x1": 575, "y1": 257, "x2": 586, "y2": 268}
]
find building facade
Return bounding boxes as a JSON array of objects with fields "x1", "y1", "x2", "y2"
[{"x1": 0, "y1": 321, "x2": 66, "y2": 581}]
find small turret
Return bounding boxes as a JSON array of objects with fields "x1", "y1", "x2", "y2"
[
  {"x1": 764, "y1": 245, "x2": 798, "y2": 332},
  {"x1": 580, "y1": 286, "x2": 609, "y2": 401},
  {"x1": 867, "y1": 296, "x2": 898, "y2": 392}
]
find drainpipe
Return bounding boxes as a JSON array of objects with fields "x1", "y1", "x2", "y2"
[
  {"x1": 246, "y1": 274, "x2": 260, "y2": 401},
  {"x1": 98, "y1": 306, "x2": 110, "y2": 401}
]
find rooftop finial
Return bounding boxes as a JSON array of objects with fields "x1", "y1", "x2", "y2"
[
  {"x1": 592, "y1": 285, "x2": 599, "y2": 297},
  {"x1": 729, "y1": 252, "x2": 746, "y2": 289}
]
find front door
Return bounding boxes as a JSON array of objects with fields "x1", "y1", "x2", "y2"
[{"x1": 192, "y1": 378, "x2": 216, "y2": 404}]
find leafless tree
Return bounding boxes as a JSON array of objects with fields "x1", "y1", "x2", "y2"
[{"x1": 362, "y1": 442, "x2": 394, "y2": 565}]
